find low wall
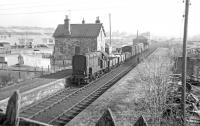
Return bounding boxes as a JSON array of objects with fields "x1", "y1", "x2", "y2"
[
  {"x1": 22, "y1": 54, "x2": 51, "y2": 69},
  {"x1": 6, "y1": 54, "x2": 19, "y2": 66},
  {"x1": 5, "y1": 54, "x2": 51, "y2": 68},
  {"x1": 0, "y1": 78, "x2": 67, "y2": 112}
]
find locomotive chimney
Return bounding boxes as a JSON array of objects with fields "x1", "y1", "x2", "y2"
[{"x1": 64, "y1": 15, "x2": 70, "y2": 35}]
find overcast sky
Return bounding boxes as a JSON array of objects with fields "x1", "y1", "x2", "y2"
[{"x1": 0, "y1": 0, "x2": 198, "y2": 37}]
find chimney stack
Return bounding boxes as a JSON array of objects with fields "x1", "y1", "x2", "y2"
[
  {"x1": 64, "y1": 15, "x2": 70, "y2": 35},
  {"x1": 82, "y1": 18, "x2": 85, "y2": 24},
  {"x1": 95, "y1": 16, "x2": 100, "y2": 24}
]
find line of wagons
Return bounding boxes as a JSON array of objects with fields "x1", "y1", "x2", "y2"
[{"x1": 69, "y1": 43, "x2": 148, "y2": 85}]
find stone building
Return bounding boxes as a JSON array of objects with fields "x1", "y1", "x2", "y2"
[
  {"x1": 52, "y1": 16, "x2": 106, "y2": 66},
  {"x1": 133, "y1": 36, "x2": 149, "y2": 50}
]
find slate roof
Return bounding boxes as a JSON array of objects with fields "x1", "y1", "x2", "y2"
[{"x1": 53, "y1": 23, "x2": 106, "y2": 38}]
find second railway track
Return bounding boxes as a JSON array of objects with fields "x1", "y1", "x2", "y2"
[{"x1": 19, "y1": 48, "x2": 156, "y2": 126}]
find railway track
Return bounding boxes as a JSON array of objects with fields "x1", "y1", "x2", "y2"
[
  {"x1": 20, "y1": 48, "x2": 156, "y2": 126},
  {"x1": 49, "y1": 61, "x2": 136, "y2": 126},
  {"x1": 20, "y1": 87, "x2": 79, "y2": 118}
]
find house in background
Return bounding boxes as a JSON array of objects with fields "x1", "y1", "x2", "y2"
[
  {"x1": 52, "y1": 15, "x2": 106, "y2": 66},
  {"x1": 133, "y1": 36, "x2": 149, "y2": 50}
]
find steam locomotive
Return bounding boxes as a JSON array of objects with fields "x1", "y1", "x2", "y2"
[{"x1": 70, "y1": 43, "x2": 147, "y2": 85}]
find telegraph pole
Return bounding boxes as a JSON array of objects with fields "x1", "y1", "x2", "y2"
[
  {"x1": 182, "y1": 0, "x2": 190, "y2": 125},
  {"x1": 109, "y1": 13, "x2": 111, "y2": 46}
]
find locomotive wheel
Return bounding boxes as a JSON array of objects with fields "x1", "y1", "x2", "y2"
[{"x1": 78, "y1": 79, "x2": 81, "y2": 86}]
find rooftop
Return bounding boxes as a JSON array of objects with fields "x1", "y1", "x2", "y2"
[{"x1": 53, "y1": 23, "x2": 106, "y2": 38}]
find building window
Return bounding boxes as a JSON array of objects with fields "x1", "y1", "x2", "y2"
[{"x1": 60, "y1": 47, "x2": 64, "y2": 53}]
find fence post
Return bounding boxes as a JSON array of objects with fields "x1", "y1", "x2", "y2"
[
  {"x1": 19, "y1": 66, "x2": 21, "y2": 80},
  {"x1": 63, "y1": 60, "x2": 65, "y2": 70},
  {"x1": 42, "y1": 67, "x2": 43, "y2": 75},
  {"x1": 34, "y1": 67, "x2": 36, "y2": 77}
]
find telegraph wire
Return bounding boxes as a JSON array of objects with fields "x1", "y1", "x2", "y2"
[
  {"x1": 0, "y1": 5, "x2": 124, "y2": 15},
  {"x1": 0, "y1": 0, "x2": 79, "y2": 7}
]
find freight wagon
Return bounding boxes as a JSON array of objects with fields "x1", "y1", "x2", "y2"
[{"x1": 70, "y1": 42, "x2": 148, "y2": 85}]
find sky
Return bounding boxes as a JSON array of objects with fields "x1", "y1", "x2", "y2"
[{"x1": 0, "y1": 0, "x2": 198, "y2": 37}]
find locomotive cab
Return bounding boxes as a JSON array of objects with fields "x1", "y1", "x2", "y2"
[
  {"x1": 71, "y1": 51, "x2": 108, "y2": 85},
  {"x1": 71, "y1": 55, "x2": 88, "y2": 85}
]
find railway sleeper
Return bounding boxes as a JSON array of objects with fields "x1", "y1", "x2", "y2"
[
  {"x1": 76, "y1": 103, "x2": 87, "y2": 108},
  {"x1": 90, "y1": 94, "x2": 100, "y2": 99},
  {"x1": 92, "y1": 94, "x2": 101, "y2": 99},
  {"x1": 71, "y1": 107, "x2": 82, "y2": 111},
  {"x1": 60, "y1": 117, "x2": 72, "y2": 123},
  {"x1": 66, "y1": 112, "x2": 79, "y2": 118},
  {"x1": 94, "y1": 90, "x2": 103, "y2": 95},
  {"x1": 75, "y1": 105, "x2": 86, "y2": 110},
  {"x1": 89, "y1": 98, "x2": 97, "y2": 103},
  {"x1": 67, "y1": 110, "x2": 78, "y2": 115},
  {"x1": 69, "y1": 110, "x2": 82, "y2": 116},
  {"x1": 53, "y1": 119, "x2": 66, "y2": 125},
  {"x1": 62, "y1": 114, "x2": 76, "y2": 120},
  {"x1": 59, "y1": 115, "x2": 71, "y2": 120},
  {"x1": 76, "y1": 104, "x2": 88, "y2": 110},
  {"x1": 82, "y1": 99, "x2": 90, "y2": 103},
  {"x1": 95, "y1": 90, "x2": 103, "y2": 93}
]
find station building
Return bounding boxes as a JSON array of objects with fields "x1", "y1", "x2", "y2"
[{"x1": 52, "y1": 15, "x2": 106, "y2": 66}]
